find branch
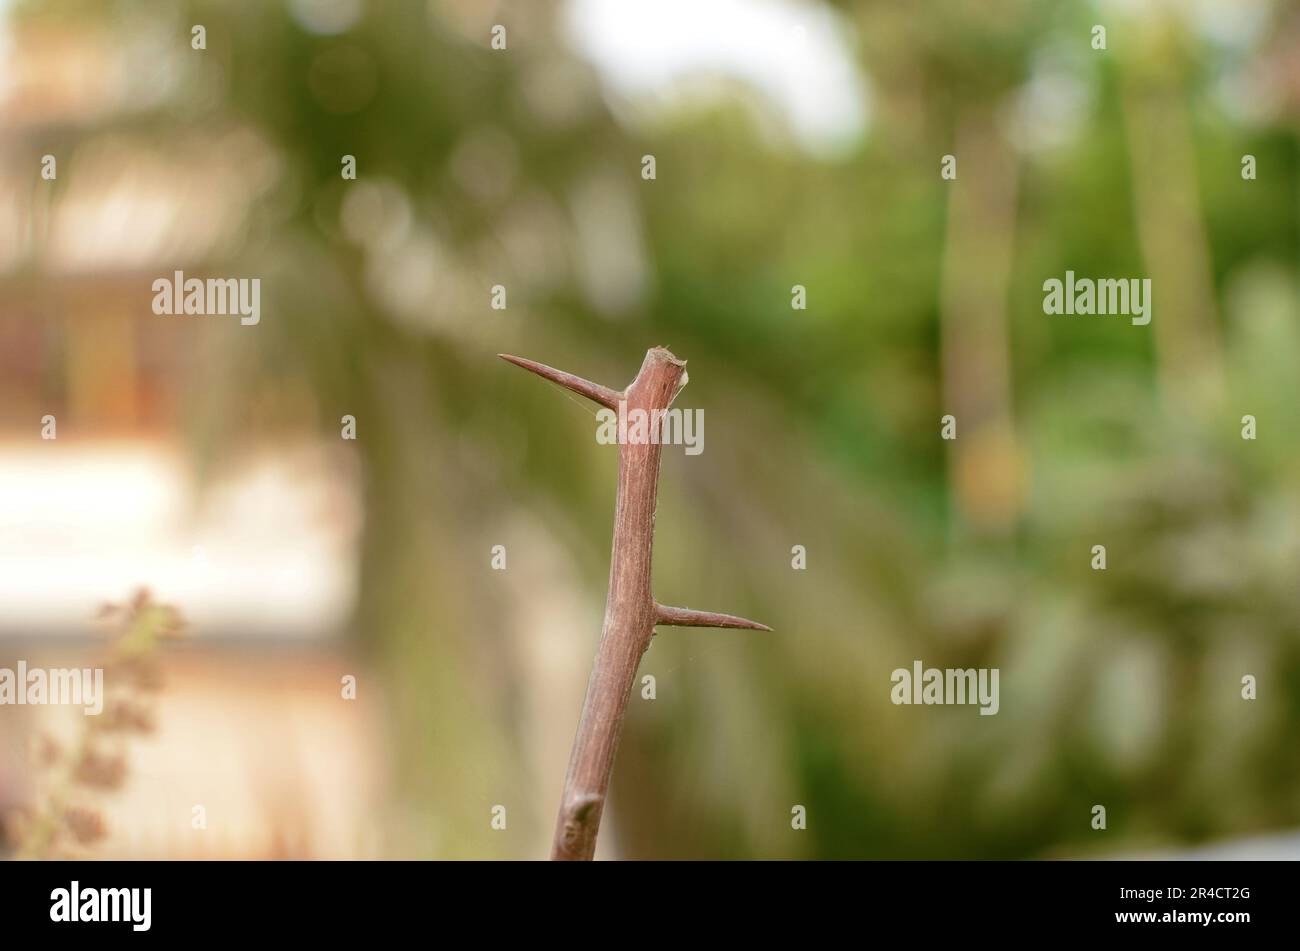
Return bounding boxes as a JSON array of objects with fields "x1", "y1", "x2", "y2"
[
  {"x1": 504, "y1": 346, "x2": 769, "y2": 860},
  {"x1": 498, "y1": 353, "x2": 621, "y2": 410},
  {"x1": 654, "y1": 602, "x2": 772, "y2": 631}
]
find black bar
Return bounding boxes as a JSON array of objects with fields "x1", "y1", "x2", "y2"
[{"x1": 0, "y1": 859, "x2": 1287, "y2": 938}]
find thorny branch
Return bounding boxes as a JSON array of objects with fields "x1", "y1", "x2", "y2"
[{"x1": 500, "y1": 346, "x2": 769, "y2": 860}]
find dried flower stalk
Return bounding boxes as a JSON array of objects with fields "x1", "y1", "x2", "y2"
[{"x1": 8, "y1": 588, "x2": 184, "y2": 859}]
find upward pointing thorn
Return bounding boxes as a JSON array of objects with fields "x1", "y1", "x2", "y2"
[{"x1": 498, "y1": 354, "x2": 621, "y2": 410}]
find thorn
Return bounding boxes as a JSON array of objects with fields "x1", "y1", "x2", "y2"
[
  {"x1": 499, "y1": 354, "x2": 621, "y2": 410},
  {"x1": 654, "y1": 602, "x2": 772, "y2": 631}
]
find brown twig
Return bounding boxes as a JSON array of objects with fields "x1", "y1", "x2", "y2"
[{"x1": 500, "y1": 346, "x2": 769, "y2": 861}]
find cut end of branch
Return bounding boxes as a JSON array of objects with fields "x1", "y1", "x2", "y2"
[
  {"x1": 654, "y1": 602, "x2": 772, "y2": 631},
  {"x1": 648, "y1": 345, "x2": 686, "y2": 368},
  {"x1": 499, "y1": 353, "x2": 621, "y2": 410}
]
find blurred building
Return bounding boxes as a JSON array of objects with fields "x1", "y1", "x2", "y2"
[{"x1": 0, "y1": 15, "x2": 381, "y2": 860}]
